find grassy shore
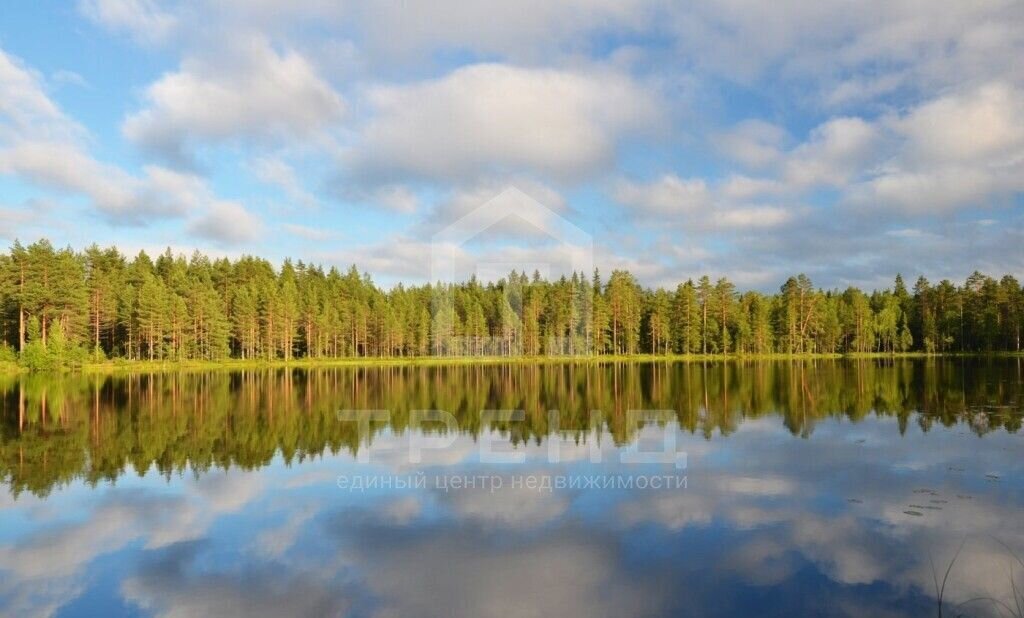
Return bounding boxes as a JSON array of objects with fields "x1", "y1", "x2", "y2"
[
  {"x1": 70, "y1": 351, "x2": 1024, "y2": 375},
  {"x1": 2, "y1": 351, "x2": 1019, "y2": 376}
]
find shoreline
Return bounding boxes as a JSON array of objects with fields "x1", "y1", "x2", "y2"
[{"x1": 2, "y1": 352, "x2": 1021, "y2": 376}]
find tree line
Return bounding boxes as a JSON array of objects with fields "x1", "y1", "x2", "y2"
[{"x1": 0, "y1": 239, "x2": 1021, "y2": 367}]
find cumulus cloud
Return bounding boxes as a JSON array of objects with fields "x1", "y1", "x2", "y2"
[
  {"x1": 77, "y1": 0, "x2": 177, "y2": 44},
  {"x1": 250, "y1": 156, "x2": 318, "y2": 209},
  {"x1": 347, "y1": 63, "x2": 661, "y2": 182},
  {"x1": 847, "y1": 82, "x2": 1024, "y2": 214},
  {"x1": 164, "y1": 0, "x2": 655, "y2": 64},
  {"x1": 783, "y1": 117, "x2": 881, "y2": 188},
  {"x1": 615, "y1": 174, "x2": 711, "y2": 215},
  {"x1": 416, "y1": 178, "x2": 570, "y2": 241},
  {"x1": 329, "y1": 183, "x2": 421, "y2": 214},
  {"x1": 0, "y1": 48, "x2": 227, "y2": 224},
  {"x1": 896, "y1": 82, "x2": 1024, "y2": 166},
  {"x1": 0, "y1": 205, "x2": 35, "y2": 239},
  {"x1": 0, "y1": 50, "x2": 80, "y2": 142},
  {"x1": 667, "y1": 0, "x2": 1024, "y2": 100},
  {"x1": 348, "y1": 0, "x2": 656, "y2": 62},
  {"x1": 124, "y1": 36, "x2": 345, "y2": 165},
  {"x1": 188, "y1": 200, "x2": 265, "y2": 245},
  {"x1": 614, "y1": 174, "x2": 794, "y2": 232},
  {"x1": 714, "y1": 120, "x2": 788, "y2": 169},
  {"x1": 283, "y1": 223, "x2": 335, "y2": 242}
]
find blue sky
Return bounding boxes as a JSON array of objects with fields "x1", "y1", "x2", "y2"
[{"x1": 1, "y1": 0, "x2": 1022, "y2": 290}]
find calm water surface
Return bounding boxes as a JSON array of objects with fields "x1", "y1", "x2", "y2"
[{"x1": 1, "y1": 359, "x2": 1023, "y2": 617}]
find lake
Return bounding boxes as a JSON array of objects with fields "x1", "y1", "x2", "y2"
[{"x1": 1, "y1": 359, "x2": 1022, "y2": 617}]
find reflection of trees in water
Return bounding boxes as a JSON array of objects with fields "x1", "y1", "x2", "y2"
[{"x1": 0, "y1": 359, "x2": 1021, "y2": 497}]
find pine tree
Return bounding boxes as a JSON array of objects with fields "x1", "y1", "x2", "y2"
[
  {"x1": 714, "y1": 278, "x2": 736, "y2": 354},
  {"x1": 673, "y1": 280, "x2": 699, "y2": 354},
  {"x1": 697, "y1": 276, "x2": 713, "y2": 355}
]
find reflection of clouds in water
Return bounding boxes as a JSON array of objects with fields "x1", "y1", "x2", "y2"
[
  {"x1": 344, "y1": 525, "x2": 662, "y2": 618},
  {"x1": 0, "y1": 492, "x2": 185, "y2": 580},
  {"x1": 718, "y1": 475, "x2": 796, "y2": 496},
  {"x1": 0, "y1": 490, "x2": 45, "y2": 511},
  {"x1": 251, "y1": 505, "x2": 318, "y2": 559},
  {"x1": 443, "y1": 481, "x2": 570, "y2": 529},
  {"x1": 0, "y1": 468, "x2": 267, "y2": 615},
  {"x1": 619, "y1": 491, "x2": 714, "y2": 530},
  {"x1": 121, "y1": 542, "x2": 349, "y2": 618},
  {"x1": 283, "y1": 468, "x2": 338, "y2": 489},
  {"x1": 362, "y1": 432, "x2": 480, "y2": 471},
  {"x1": 0, "y1": 491, "x2": 186, "y2": 617},
  {"x1": 380, "y1": 495, "x2": 422, "y2": 525},
  {"x1": 147, "y1": 469, "x2": 264, "y2": 549},
  {"x1": 611, "y1": 419, "x2": 1024, "y2": 612},
  {"x1": 0, "y1": 414, "x2": 1021, "y2": 617}
]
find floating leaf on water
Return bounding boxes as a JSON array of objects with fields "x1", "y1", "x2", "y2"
[{"x1": 903, "y1": 510, "x2": 923, "y2": 517}]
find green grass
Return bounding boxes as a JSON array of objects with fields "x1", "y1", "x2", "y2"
[
  {"x1": 0, "y1": 361, "x2": 23, "y2": 375},
  {"x1": 0, "y1": 349, "x2": 1015, "y2": 376},
  {"x1": 64, "y1": 350, "x2": 1022, "y2": 375}
]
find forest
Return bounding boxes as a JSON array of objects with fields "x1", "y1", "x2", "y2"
[{"x1": 0, "y1": 239, "x2": 1021, "y2": 369}]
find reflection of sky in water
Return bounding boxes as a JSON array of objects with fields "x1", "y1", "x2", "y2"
[{"x1": 1, "y1": 414, "x2": 1022, "y2": 617}]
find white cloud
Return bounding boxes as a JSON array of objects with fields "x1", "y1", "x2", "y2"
[
  {"x1": 181, "y1": 0, "x2": 655, "y2": 64},
  {"x1": 283, "y1": 223, "x2": 335, "y2": 242},
  {"x1": 895, "y1": 81, "x2": 1024, "y2": 166},
  {"x1": 615, "y1": 174, "x2": 711, "y2": 215},
  {"x1": 614, "y1": 174, "x2": 793, "y2": 231},
  {"x1": 783, "y1": 117, "x2": 881, "y2": 188},
  {"x1": 349, "y1": 0, "x2": 656, "y2": 62},
  {"x1": 855, "y1": 168, "x2": 1008, "y2": 214},
  {"x1": 0, "y1": 50, "x2": 80, "y2": 143},
  {"x1": 51, "y1": 69, "x2": 89, "y2": 89},
  {"x1": 419, "y1": 178, "x2": 569, "y2": 239},
  {"x1": 372, "y1": 185, "x2": 420, "y2": 214},
  {"x1": 124, "y1": 36, "x2": 345, "y2": 164},
  {"x1": 349, "y1": 63, "x2": 661, "y2": 181},
  {"x1": 719, "y1": 175, "x2": 785, "y2": 200},
  {"x1": 333, "y1": 184, "x2": 421, "y2": 214},
  {"x1": 667, "y1": 0, "x2": 1024, "y2": 101},
  {"x1": 78, "y1": 0, "x2": 177, "y2": 44},
  {"x1": 714, "y1": 120, "x2": 788, "y2": 168},
  {"x1": 250, "y1": 156, "x2": 318, "y2": 209},
  {"x1": 188, "y1": 201, "x2": 265, "y2": 245},
  {"x1": 847, "y1": 82, "x2": 1024, "y2": 214},
  {"x1": 716, "y1": 205, "x2": 793, "y2": 228},
  {"x1": 0, "y1": 47, "x2": 238, "y2": 224},
  {"x1": 0, "y1": 205, "x2": 34, "y2": 239}
]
